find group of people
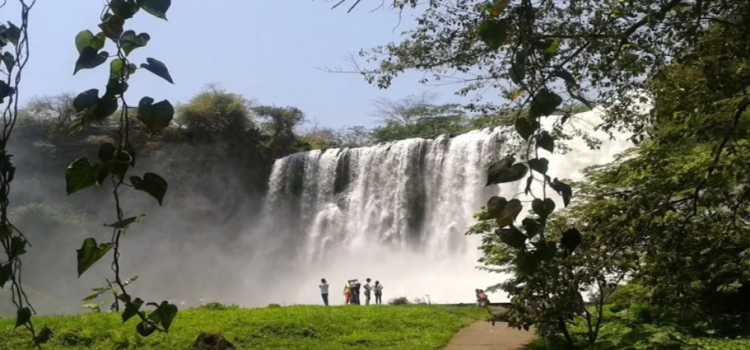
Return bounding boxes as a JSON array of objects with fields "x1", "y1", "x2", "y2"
[{"x1": 318, "y1": 278, "x2": 383, "y2": 306}]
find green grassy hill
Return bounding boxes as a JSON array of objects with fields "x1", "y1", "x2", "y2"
[{"x1": 0, "y1": 304, "x2": 487, "y2": 349}]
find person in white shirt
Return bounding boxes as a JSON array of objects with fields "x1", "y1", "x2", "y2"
[
  {"x1": 363, "y1": 278, "x2": 372, "y2": 305},
  {"x1": 319, "y1": 278, "x2": 329, "y2": 306}
]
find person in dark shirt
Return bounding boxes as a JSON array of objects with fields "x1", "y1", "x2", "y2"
[
  {"x1": 363, "y1": 278, "x2": 372, "y2": 305},
  {"x1": 351, "y1": 279, "x2": 361, "y2": 305}
]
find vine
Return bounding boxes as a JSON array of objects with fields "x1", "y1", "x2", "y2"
[
  {"x1": 65, "y1": 0, "x2": 178, "y2": 337},
  {"x1": 0, "y1": 0, "x2": 52, "y2": 348}
]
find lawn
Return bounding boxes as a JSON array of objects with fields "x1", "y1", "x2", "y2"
[{"x1": 0, "y1": 304, "x2": 488, "y2": 349}]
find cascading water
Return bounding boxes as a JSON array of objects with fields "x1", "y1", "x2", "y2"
[{"x1": 252, "y1": 109, "x2": 633, "y2": 305}]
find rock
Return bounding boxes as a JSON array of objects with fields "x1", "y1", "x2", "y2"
[{"x1": 193, "y1": 332, "x2": 235, "y2": 350}]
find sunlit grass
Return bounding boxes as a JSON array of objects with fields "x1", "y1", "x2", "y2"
[{"x1": 0, "y1": 304, "x2": 487, "y2": 349}]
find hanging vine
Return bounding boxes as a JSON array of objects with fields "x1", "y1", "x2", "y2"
[
  {"x1": 65, "y1": 0, "x2": 178, "y2": 337},
  {"x1": 0, "y1": 0, "x2": 52, "y2": 348}
]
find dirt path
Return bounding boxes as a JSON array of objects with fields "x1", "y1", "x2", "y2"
[{"x1": 445, "y1": 321, "x2": 535, "y2": 350}]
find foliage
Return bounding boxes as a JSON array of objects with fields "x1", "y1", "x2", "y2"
[
  {"x1": 80, "y1": 276, "x2": 138, "y2": 313},
  {"x1": 0, "y1": 305, "x2": 487, "y2": 349},
  {"x1": 65, "y1": 0, "x2": 179, "y2": 340}
]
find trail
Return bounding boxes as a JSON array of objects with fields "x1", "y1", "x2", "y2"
[{"x1": 446, "y1": 321, "x2": 535, "y2": 350}]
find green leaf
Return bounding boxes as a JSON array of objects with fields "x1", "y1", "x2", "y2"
[
  {"x1": 73, "y1": 89, "x2": 100, "y2": 113},
  {"x1": 487, "y1": 163, "x2": 528, "y2": 185},
  {"x1": 514, "y1": 117, "x2": 539, "y2": 140},
  {"x1": 524, "y1": 175, "x2": 532, "y2": 196},
  {"x1": 106, "y1": 78, "x2": 130, "y2": 97},
  {"x1": 74, "y1": 47, "x2": 109, "y2": 75},
  {"x1": 551, "y1": 178, "x2": 572, "y2": 207},
  {"x1": 545, "y1": 39, "x2": 560, "y2": 55},
  {"x1": 15, "y1": 307, "x2": 31, "y2": 329},
  {"x1": 485, "y1": 157, "x2": 514, "y2": 186},
  {"x1": 485, "y1": 196, "x2": 507, "y2": 219},
  {"x1": 561, "y1": 228, "x2": 582, "y2": 254},
  {"x1": 2, "y1": 52, "x2": 14, "y2": 71},
  {"x1": 99, "y1": 14, "x2": 125, "y2": 40},
  {"x1": 137, "y1": 97, "x2": 174, "y2": 133},
  {"x1": 98, "y1": 142, "x2": 117, "y2": 163},
  {"x1": 2, "y1": 22, "x2": 21, "y2": 46},
  {"x1": 111, "y1": 0, "x2": 140, "y2": 19},
  {"x1": 105, "y1": 215, "x2": 145, "y2": 230},
  {"x1": 0, "y1": 263, "x2": 11, "y2": 288},
  {"x1": 76, "y1": 238, "x2": 113, "y2": 277},
  {"x1": 0, "y1": 81, "x2": 13, "y2": 104},
  {"x1": 120, "y1": 30, "x2": 150, "y2": 56},
  {"x1": 136, "y1": 320, "x2": 157, "y2": 336},
  {"x1": 509, "y1": 50, "x2": 528, "y2": 84},
  {"x1": 496, "y1": 198, "x2": 523, "y2": 228},
  {"x1": 10, "y1": 236, "x2": 26, "y2": 257},
  {"x1": 140, "y1": 57, "x2": 174, "y2": 84},
  {"x1": 528, "y1": 158, "x2": 549, "y2": 174},
  {"x1": 0, "y1": 224, "x2": 12, "y2": 241},
  {"x1": 609, "y1": 304, "x2": 628, "y2": 313},
  {"x1": 522, "y1": 218, "x2": 542, "y2": 238},
  {"x1": 74, "y1": 30, "x2": 106, "y2": 53},
  {"x1": 34, "y1": 326, "x2": 53, "y2": 344},
  {"x1": 137, "y1": 0, "x2": 171, "y2": 20},
  {"x1": 529, "y1": 88, "x2": 563, "y2": 118},
  {"x1": 66, "y1": 157, "x2": 98, "y2": 194},
  {"x1": 477, "y1": 19, "x2": 508, "y2": 50},
  {"x1": 122, "y1": 298, "x2": 144, "y2": 323},
  {"x1": 110, "y1": 58, "x2": 137, "y2": 80},
  {"x1": 85, "y1": 97, "x2": 119, "y2": 123},
  {"x1": 537, "y1": 131, "x2": 554, "y2": 153},
  {"x1": 131, "y1": 173, "x2": 168, "y2": 205},
  {"x1": 531, "y1": 198, "x2": 556, "y2": 219},
  {"x1": 148, "y1": 301, "x2": 178, "y2": 331},
  {"x1": 498, "y1": 226, "x2": 526, "y2": 249}
]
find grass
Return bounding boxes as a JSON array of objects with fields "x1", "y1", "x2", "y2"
[{"x1": 0, "y1": 304, "x2": 488, "y2": 349}]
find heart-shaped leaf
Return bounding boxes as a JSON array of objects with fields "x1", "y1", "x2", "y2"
[
  {"x1": 515, "y1": 117, "x2": 539, "y2": 140},
  {"x1": 76, "y1": 238, "x2": 113, "y2": 277},
  {"x1": 531, "y1": 198, "x2": 556, "y2": 219},
  {"x1": 498, "y1": 226, "x2": 527, "y2": 249},
  {"x1": 15, "y1": 307, "x2": 31, "y2": 329},
  {"x1": 131, "y1": 173, "x2": 168, "y2": 205},
  {"x1": 477, "y1": 19, "x2": 508, "y2": 50},
  {"x1": 528, "y1": 158, "x2": 549, "y2": 174},
  {"x1": 66, "y1": 157, "x2": 98, "y2": 195},
  {"x1": 496, "y1": 198, "x2": 523, "y2": 228},
  {"x1": 74, "y1": 30, "x2": 106, "y2": 53},
  {"x1": 110, "y1": 0, "x2": 140, "y2": 19},
  {"x1": 551, "y1": 178, "x2": 573, "y2": 207},
  {"x1": 141, "y1": 57, "x2": 174, "y2": 84},
  {"x1": 537, "y1": 131, "x2": 554, "y2": 153},
  {"x1": 99, "y1": 14, "x2": 125, "y2": 40},
  {"x1": 2, "y1": 52, "x2": 14, "y2": 71},
  {"x1": 137, "y1": 0, "x2": 171, "y2": 20},
  {"x1": 122, "y1": 297, "x2": 144, "y2": 323},
  {"x1": 137, "y1": 97, "x2": 174, "y2": 133},
  {"x1": 120, "y1": 30, "x2": 150, "y2": 56},
  {"x1": 136, "y1": 320, "x2": 157, "y2": 336},
  {"x1": 74, "y1": 47, "x2": 109, "y2": 75},
  {"x1": 73, "y1": 89, "x2": 100, "y2": 113},
  {"x1": 529, "y1": 88, "x2": 563, "y2": 118},
  {"x1": 487, "y1": 163, "x2": 528, "y2": 185},
  {"x1": 561, "y1": 228, "x2": 582, "y2": 254}
]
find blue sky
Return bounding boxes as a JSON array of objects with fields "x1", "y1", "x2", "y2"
[{"x1": 5, "y1": 0, "x2": 469, "y2": 128}]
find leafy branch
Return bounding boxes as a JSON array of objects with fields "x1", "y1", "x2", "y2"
[{"x1": 66, "y1": 0, "x2": 178, "y2": 337}]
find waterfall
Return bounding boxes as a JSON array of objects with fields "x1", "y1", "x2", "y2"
[{"x1": 248, "y1": 109, "x2": 633, "y2": 305}]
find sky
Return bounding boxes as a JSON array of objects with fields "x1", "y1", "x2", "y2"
[{"x1": 4, "y1": 0, "x2": 470, "y2": 129}]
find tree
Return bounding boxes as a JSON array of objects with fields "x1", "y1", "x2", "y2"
[
  {"x1": 177, "y1": 86, "x2": 254, "y2": 142},
  {"x1": 370, "y1": 92, "x2": 440, "y2": 125},
  {"x1": 254, "y1": 105, "x2": 306, "y2": 158}
]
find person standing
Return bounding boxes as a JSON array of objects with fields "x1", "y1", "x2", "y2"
[
  {"x1": 352, "y1": 279, "x2": 361, "y2": 305},
  {"x1": 374, "y1": 281, "x2": 384, "y2": 305},
  {"x1": 344, "y1": 282, "x2": 351, "y2": 304},
  {"x1": 319, "y1": 278, "x2": 329, "y2": 306},
  {"x1": 363, "y1": 278, "x2": 372, "y2": 305}
]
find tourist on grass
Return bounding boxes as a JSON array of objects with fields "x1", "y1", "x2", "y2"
[
  {"x1": 363, "y1": 278, "x2": 372, "y2": 305},
  {"x1": 351, "y1": 279, "x2": 361, "y2": 305},
  {"x1": 344, "y1": 282, "x2": 352, "y2": 304},
  {"x1": 320, "y1": 278, "x2": 329, "y2": 306},
  {"x1": 374, "y1": 281, "x2": 383, "y2": 305}
]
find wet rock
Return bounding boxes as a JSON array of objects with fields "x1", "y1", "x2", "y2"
[{"x1": 193, "y1": 332, "x2": 235, "y2": 350}]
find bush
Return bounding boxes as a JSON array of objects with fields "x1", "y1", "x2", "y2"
[{"x1": 388, "y1": 296, "x2": 411, "y2": 305}]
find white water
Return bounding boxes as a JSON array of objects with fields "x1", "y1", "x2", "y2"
[{"x1": 252, "y1": 109, "x2": 632, "y2": 305}]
